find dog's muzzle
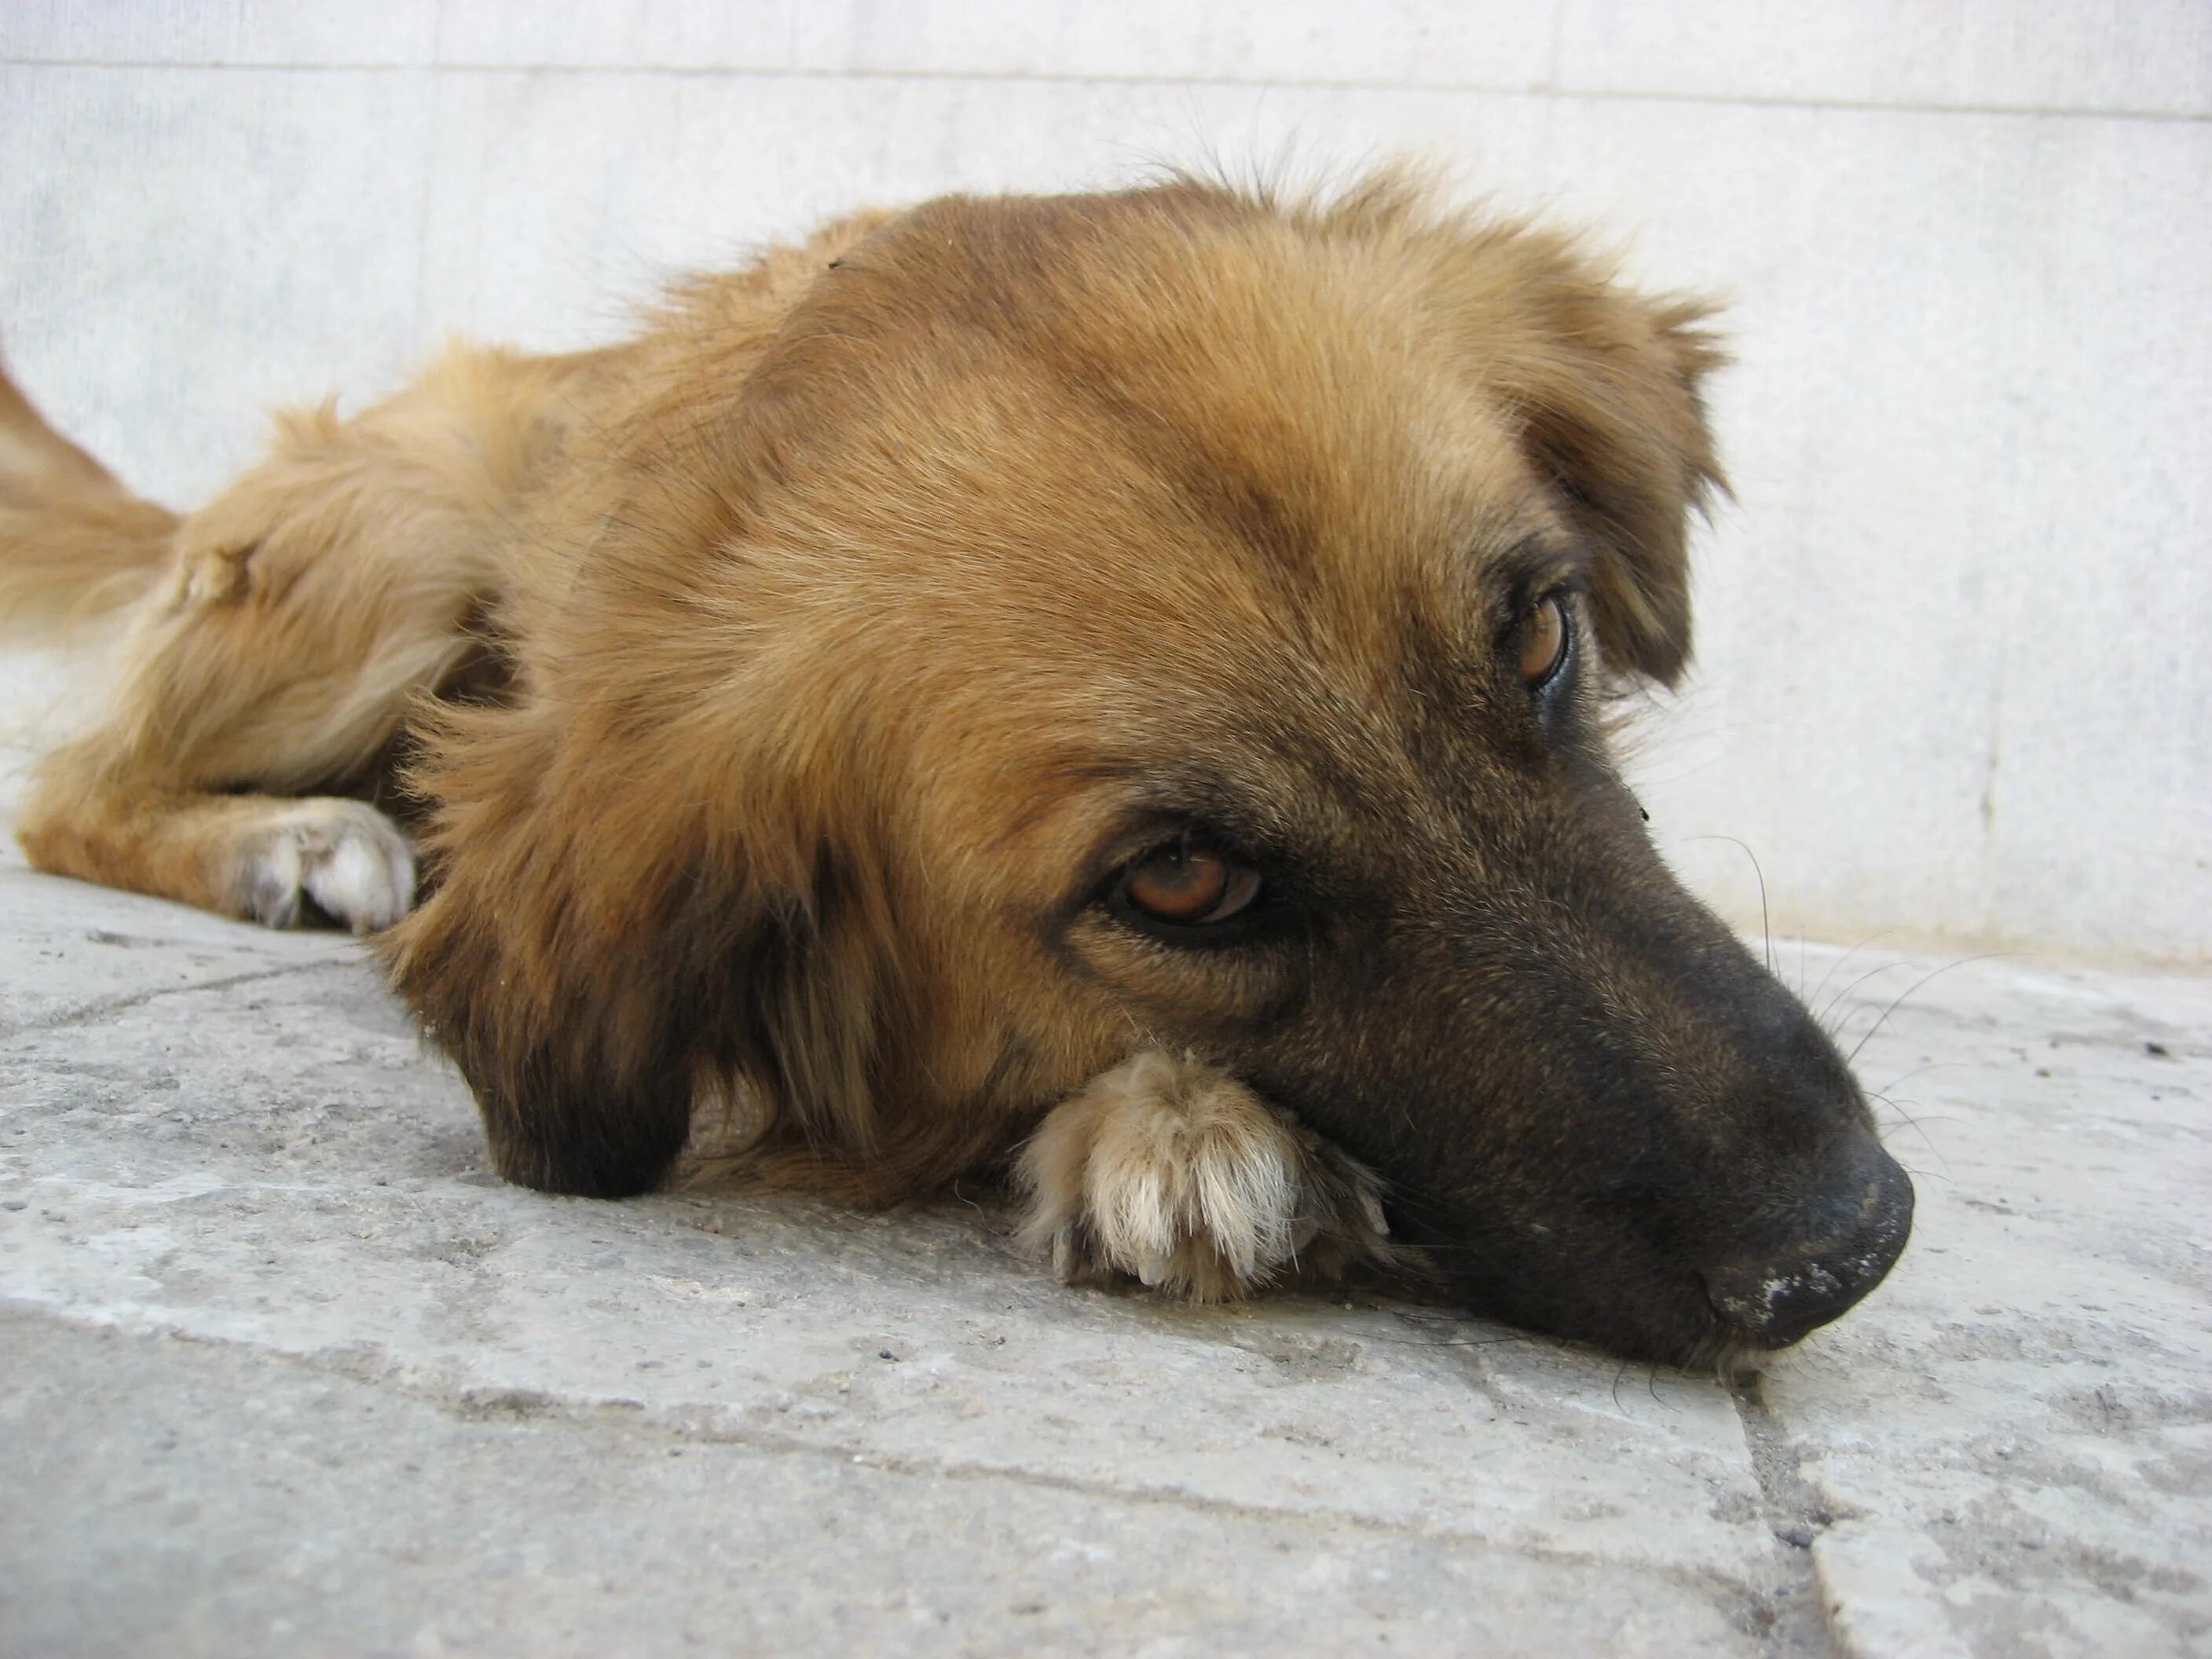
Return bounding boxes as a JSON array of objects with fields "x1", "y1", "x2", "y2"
[{"x1": 1701, "y1": 1142, "x2": 1915, "y2": 1347}]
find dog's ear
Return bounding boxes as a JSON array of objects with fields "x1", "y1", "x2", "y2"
[
  {"x1": 1516, "y1": 283, "x2": 1724, "y2": 687},
  {"x1": 384, "y1": 696, "x2": 892, "y2": 1198},
  {"x1": 1427, "y1": 222, "x2": 1727, "y2": 686}
]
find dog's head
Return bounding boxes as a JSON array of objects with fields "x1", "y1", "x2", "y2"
[{"x1": 394, "y1": 177, "x2": 1910, "y2": 1368}]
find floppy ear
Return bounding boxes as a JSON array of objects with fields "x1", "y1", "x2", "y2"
[
  {"x1": 383, "y1": 694, "x2": 890, "y2": 1198},
  {"x1": 1427, "y1": 220, "x2": 1727, "y2": 686},
  {"x1": 1510, "y1": 279, "x2": 1725, "y2": 686}
]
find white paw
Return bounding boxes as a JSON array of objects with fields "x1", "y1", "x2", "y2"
[
  {"x1": 1016, "y1": 1050, "x2": 1389, "y2": 1302},
  {"x1": 234, "y1": 800, "x2": 416, "y2": 932}
]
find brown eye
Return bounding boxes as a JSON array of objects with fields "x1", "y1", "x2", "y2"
[
  {"x1": 1120, "y1": 845, "x2": 1263, "y2": 925},
  {"x1": 1518, "y1": 593, "x2": 1569, "y2": 687}
]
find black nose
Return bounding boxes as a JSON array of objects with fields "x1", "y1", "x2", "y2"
[{"x1": 1703, "y1": 1149, "x2": 1914, "y2": 1347}]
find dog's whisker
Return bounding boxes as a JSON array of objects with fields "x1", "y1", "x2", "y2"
[
  {"x1": 1892, "y1": 1163, "x2": 1957, "y2": 1187},
  {"x1": 1872, "y1": 1059, "x2": 1965, "y2": 1096},
  {"x1": 1843, "y1": 953, "x2": 2015, "y2": 1068},
  {"x1": 1686, "y1": 833, "x2": 1774, "y2": 978},
  {"x1": 1862, "y1": 1091, "x2": 1958, "y2": 1180},
  {"x1": 1818, "y1": 956, "x2": 1917, "y2": 1037},
  {"x1": 1803, "y1": 928, "x2": 1899, "y2": 1017}
]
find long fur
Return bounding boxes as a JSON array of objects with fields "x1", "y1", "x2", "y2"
[{"x1": 4, "y1": 174, "x2": 1816, "y2": 1364}]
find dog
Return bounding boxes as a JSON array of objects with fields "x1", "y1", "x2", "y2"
[{"x1": 0, "y1": 174, "x2": 1911, "y2": 1368}]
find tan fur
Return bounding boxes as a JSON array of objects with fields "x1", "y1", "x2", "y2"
[
  {"x1": 3, "y1": 178, "x2": 1728, "y2": 1309},
  {"x1": 0, "y1": 369, "x2": 180, "y2": 628}
]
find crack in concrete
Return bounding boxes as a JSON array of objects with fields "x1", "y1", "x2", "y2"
[
  {"x1": 0, "y1": 954, "x2": 366, "y2": 1038},
  {"x1": 1, "y1": 1298, "x2": 1768, "y2": 1615},
  {"x1": 1733, "y1": 1375, "x2": 1846, "y2": 1659},
  {"x1": 4, "y1": 59, "x2": 2207, "y2": 126},
  {"x1": 364, "y1": 1345, "x2": 1768, "y2": 1602}
]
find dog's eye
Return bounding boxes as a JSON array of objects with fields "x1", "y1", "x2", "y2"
[
  {"x1": 1518, "y1": 593, "x2": 1569, "y2": 687},
  {"x1": 1119, "y1": 845, "x2": 1262, "y2": 926}
]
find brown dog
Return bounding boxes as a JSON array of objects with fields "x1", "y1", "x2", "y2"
[{"x1": 0, "y1": 174, "x2": 1910, "y2": 1368}]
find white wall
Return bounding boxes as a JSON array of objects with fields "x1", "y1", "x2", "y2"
[{"x1": 2, "y1": 2, "x2": 2207, "y2": 965}]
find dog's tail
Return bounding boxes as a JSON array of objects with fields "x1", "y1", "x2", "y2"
[{"x1": 0, "y1": 361, "x2": 178, "y2": 632}]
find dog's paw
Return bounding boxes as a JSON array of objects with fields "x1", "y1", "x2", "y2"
[
  {"x1": 231, "y1": 799, "x2": 416, "y2": 932},
  {"x1": 1015, "y1": 1049, "x2": 1390, "y2": 1301}
]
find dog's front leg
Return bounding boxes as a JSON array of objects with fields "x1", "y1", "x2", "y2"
[{"x1": 1016, "y1": 1050, "x2": 1391, "y2": 1301}]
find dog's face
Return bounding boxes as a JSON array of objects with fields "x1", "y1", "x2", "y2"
[{"x1": 401, "y1": 181, "x2": 1910, "y2": 1368}]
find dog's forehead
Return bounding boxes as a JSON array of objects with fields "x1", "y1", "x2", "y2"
[
  {"x1": 787, "y1": 190, "x2": 1551, "y2": 681},
  {"x1": 756, "y1": 192, "x2": 1573, "y2": 873}
]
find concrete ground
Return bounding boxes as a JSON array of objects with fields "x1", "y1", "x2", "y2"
[{"x1": 2, "y1": 847, "x2": 2207, "y2": 1657}]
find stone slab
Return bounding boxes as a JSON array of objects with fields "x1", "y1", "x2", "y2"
[
  {"x1": 0, "y1": 1311, "x2": 1771, "y2": 1659},
  {"x1": 1768, "y1": 951, "x2": 2212, "y2": 1658},
  {"x1": 2, "y1": 866, "x2": 2208, "y2": 1656}
]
